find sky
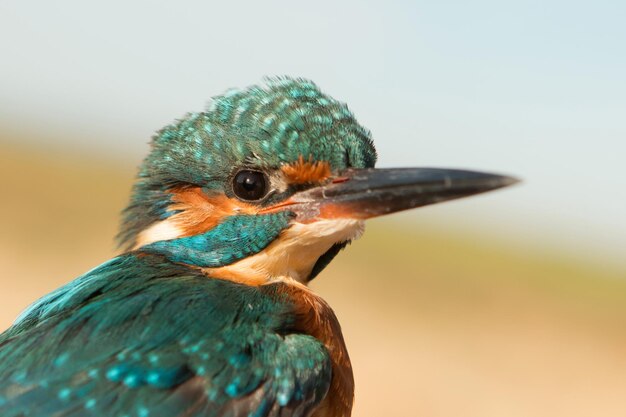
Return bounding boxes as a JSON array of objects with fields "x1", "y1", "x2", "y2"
[{"x1": 1, "y1": 0, "x2": 625, "y2": 266}]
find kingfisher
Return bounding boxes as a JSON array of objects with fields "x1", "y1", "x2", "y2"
[{"x1": 0, "y1": 78, "x2": 516, "y2": 417}]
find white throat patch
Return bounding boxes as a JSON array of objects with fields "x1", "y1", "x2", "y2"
[{"x1": 205, "y1": 219, "x2": 365, "y2": 284}]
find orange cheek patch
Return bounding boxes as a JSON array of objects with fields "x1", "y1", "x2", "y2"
[
  {"x1": 167, "y1": 187, "x2": 257, "y2": 237},
  {"x1": 281, "y1": 155, "x2": 332, "y2": 185}
]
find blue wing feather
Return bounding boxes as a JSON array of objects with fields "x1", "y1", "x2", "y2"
[{"x1": 0, "y1": 253, "x2": 332, "y2": 417}]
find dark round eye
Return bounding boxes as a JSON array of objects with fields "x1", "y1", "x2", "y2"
[{"x1": 232, "y1": 170, "x2": 269, "y2": 201}]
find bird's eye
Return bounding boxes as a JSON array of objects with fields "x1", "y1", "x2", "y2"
[{"x1": 232, "y1": 170, "x2": 269, "y2": 201}]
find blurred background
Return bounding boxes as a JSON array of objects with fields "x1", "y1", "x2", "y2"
[{"x1": 1, "y1": 1, "x2": 625, "y2": 416}]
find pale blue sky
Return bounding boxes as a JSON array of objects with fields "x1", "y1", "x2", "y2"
[{"x1": 1, "y1": 1, "x2": 624, "y2": 266}]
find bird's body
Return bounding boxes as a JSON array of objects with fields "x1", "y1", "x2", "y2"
[
  {"x1": 0, "y1": 78, "x2": 515, "y2": 416},
  {"x1": 0, "y1": 253, "x2": 350, "y2": 416}
]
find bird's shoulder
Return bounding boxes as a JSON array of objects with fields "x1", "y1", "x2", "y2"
[{"x1": 0, "y1": 253, "x2": 333, "y2": 417}]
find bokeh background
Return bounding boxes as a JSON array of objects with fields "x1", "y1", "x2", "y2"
[{"x1": 1, "y1": 1, "x2": 625, "y2": 416}]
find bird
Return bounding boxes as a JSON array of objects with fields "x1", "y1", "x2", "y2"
[{"x1": 0, "y1": 77, "x2": 516, "y2": 417}]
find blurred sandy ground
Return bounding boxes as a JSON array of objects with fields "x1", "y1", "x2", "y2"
[{"x1": 2, "y1": 137, "x2": 626, "y2": 417}]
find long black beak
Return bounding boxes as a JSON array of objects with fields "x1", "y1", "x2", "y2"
[{"x1": 288, "y1": 168, "x2": 519, "y2": 221}]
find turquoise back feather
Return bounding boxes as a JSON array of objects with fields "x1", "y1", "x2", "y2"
[{"x1": 0, "y1": 253, "x2": 332, "y2": 416}]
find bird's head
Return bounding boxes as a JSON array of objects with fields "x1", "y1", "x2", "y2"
[{"x1": 120, "y1": 77, "x2": 516, "y2": 285}]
